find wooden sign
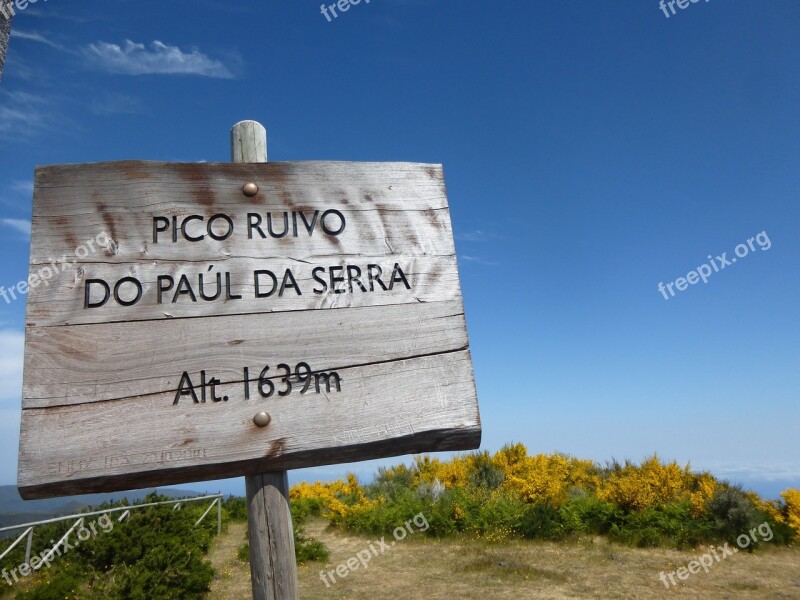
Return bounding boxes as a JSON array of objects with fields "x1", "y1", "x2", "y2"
[{"x1": 18, "y1": 161, "x2": 481, "y2": 499}]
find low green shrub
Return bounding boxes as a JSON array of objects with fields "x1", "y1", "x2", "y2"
[
  {"x1": 295, "y1": 531, "x2": 329, "y2": 564},
  {"x1": 518, "y1": 503, "x2": 564, "y2": 540},
  {"x1": 15, "y1": 563, "x2": 85, "y2": 600},
  {"x1": 237, "y1": 543, "x2": 249, "y2": 563},
  {"x1": 707, "y1": 486, "x2": 762, "y2": 543},
  {"x1": 560, "y1": 493, "x2": 621, "y2": 536},
  {"x1": 5, "y1": 494, "x2": 218, "y2": 600},
  {"x1": 291, "y1": 497, "x2": 325, "y2": 524},
  {"x1": 223, "y1": 496, "x2": 248, "y2": 523},
  {"x1": 610, "y1": 501, "x2": 711, "y2": 549}
]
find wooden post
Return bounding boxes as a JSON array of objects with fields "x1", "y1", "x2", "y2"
[
  {"x1": 217, "y1": 496, "x2": 222, "y2": 536},
  {"x1": 232, "y1": 120, "x2": 300, "y2": 600},
  {"x1": 0, "y1": 12, "x2": 10, "y2": 80}
]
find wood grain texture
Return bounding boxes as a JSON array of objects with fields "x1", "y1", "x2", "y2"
[
  {"x1": 26, "y1": 161, "x2": 457, "y2": 328},
  {"x1": 246, "y1": 472, "x2": 298, "y2": 600},
  {"x1": 19, "y1": 351, "x2": 481, "y2": 498},
  {"x1": 231, "y1": 121, "x2": 268, "y2": 163},
  {"x1": 29, "y1": 161, "x2": 451, "y2": 263},
  {"x1": 19, "y1": 159, "x2": 481, "y2": 499},
  {"x1": 23, "y1": 300, "x2": 467, "y2": 407},
  {"x1": 26, "y1": 254, "x2": 460, "y2": 327}
]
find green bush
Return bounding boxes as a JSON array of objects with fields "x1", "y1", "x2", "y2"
[
  {"x1": 369, "y1": 465, "x2": 415, "y2": 500},
  {"x1": 15, "y1": 563, "x2": 85, "y2": 600},
  {"x1": 518, "y1": 503, "x2": 564, "y2": 540},
  {"x1": 560, "y1": 493, "x2": 621, "y2": 536},
  {"x1": 611, "y1": 501, "x2": 711, "y2": 549},
  {"x1": 224, "y1": 496, "x2": 248, "y2": 523},
  {"x1": 291, "y1": 497, "x2": 325, "y2": 525},
  {"x1": 469, "y1": 452, "x2": 505, "y2": 490},
  {"x1": 469, "y1": 494, "x2": 524, "y2": 536},
  {"x1": 110, "y1": 544, "x2": 215, "y2": 600},
  {"x1": 295, "y1": 531, "x2": 330, "y2": 564},
  {"x1": 7, "y1": 494, "x2": 218, "y2": 600},
  {"x1": 706, "y1": 486, "x2": 762, "y2": 543}
]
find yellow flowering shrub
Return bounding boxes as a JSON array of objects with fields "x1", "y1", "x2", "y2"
[
  {"x1": 289, "y1": 445, "x2": 799, "y2": 548},
  {"x1": 453, "y1": 503, "x2": 465, "y2": 522},
  {"x1": 597, "y1": 456, "x2": 693, "y2": 511},
  {"x1": 745, "y1": 491, "x2": 784, "y2": 525},
  {"x1": 413, "y1": 454, "x2": 472, "y2": 488},
  {"x1": 290, "y1": 473, "x2": 380, "y2": 520},
  {"x1": 689, "y1": 473, "x2": 718, "y2": 516},
  {"x1": 491, "y1": 444, "x2": 596, "y2": 506},
  {"x1": 782, "y1": 489, "x2": 800, "y2": 536}
]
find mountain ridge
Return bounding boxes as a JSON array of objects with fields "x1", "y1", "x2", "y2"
[{"x1": 0, "y1": 484, "x2": 213, "y2": 530}]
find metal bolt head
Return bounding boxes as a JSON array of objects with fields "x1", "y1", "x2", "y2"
[
  {"x1": 253, "y1": 412, "x2": 271, "y2": 428},
  {"x1": 242, "y1": 182, "x2": 259, "y2": 197}
]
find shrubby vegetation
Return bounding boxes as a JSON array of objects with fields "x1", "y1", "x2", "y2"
[
  {"x1": 0, "y1": 492, "x2": 330, "y2": 599},
  {"x1": 0, "y1": 493, "x2": 221, "y2": 599},
  {"x1": 290, "y1": 444, "x2": 800, "y2": 550},
  {"x1": 232, "y1": 496, "x2": 330, "y2": 566},
  {"x1": 2, "y1": 447, "x2": 796, "y2": 597}
]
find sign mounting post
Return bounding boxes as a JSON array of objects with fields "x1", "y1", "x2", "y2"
[{"x1": 232, "y1": 120, "x2": 299, "y2": 600}]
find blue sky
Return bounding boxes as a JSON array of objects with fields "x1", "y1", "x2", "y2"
[{"x1": 1, "y1": 0, "x2": 798, "y2": 499}]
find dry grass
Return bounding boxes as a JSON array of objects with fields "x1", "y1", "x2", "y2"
[
  {"x1": 207, "y1": 521, "x2": 251, "y2": 600},
  {"x1": 208, "y1": 520, "x2": 800, "y2": 600}
]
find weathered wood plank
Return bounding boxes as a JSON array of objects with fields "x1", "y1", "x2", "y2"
[
  {"x1": 23, "y1": 300, "x2": 467, "y2": 407},
  {"x1": 18, "y1": 351, "x2": 481, "y2": 499},
  {"x1": 246, "y1": 472, "x2": 298, "y2": 600},
  {"x1": 25, "y1": 255, "x2": 461, "y2": 327},
  {"x1": 29, "y1": 208, "x2": 455, "y2": 265},
  {"x1": 29, "y1": 161, "x2": 452, "y2": 265}
]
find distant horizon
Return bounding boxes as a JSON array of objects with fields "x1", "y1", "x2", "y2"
[{"x1": 3, "y1": 449, "x2": 796, "y2": 504}]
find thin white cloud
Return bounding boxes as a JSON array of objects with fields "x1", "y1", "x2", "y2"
[
  {"x1": 11, "y1": 181, "x2": 33, "y2": 195},
  {"x1": 0, "y1": 182, "x2": 33, "y2": 210},
  {"x1": 25, "y1": 7, "x2": 100, "y2": 23},
  {"x1": 90, "y1": 92, "x2": 144, "y2": 116},
  {"x1": 0, "y1": 91, "x2": 48, "y2": 137},
  {"x1": 0, "y1": 104, "x2": 44, "y2": 136},
  {"x1": 0, "y1": 330, "x2": 24, "y2": 407},
  {"x1": 1, "y1": 54, "x2": 47, "y2": 83},
  {"x1": 83, "y1": 40, "x2": 235, "y2": 78},
  {"x1": 699, "y1": 463, "x2": 800, "y2": 483},
  {"x1": 11, "y1": 30, "x2": 64, "y2": 50},
  {"x1": 460, "y1": 254, "x2": 498, "y2": 266},
  {"x1": 456, "y1": 229, "x2": 496, "y2": 243},
  {"x1": 1, "y1": 218, "x2": 31, "y2": 237}
]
